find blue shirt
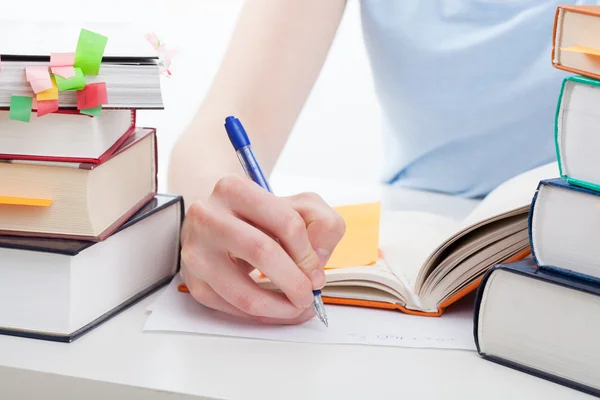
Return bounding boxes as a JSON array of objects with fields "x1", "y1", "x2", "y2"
[{"x1": 360, "y1": 0, "x2": 598, "y2": 197}]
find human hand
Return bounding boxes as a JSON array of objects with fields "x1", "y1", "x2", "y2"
[{"x1": 180, "y1": 175, "x2": 346, "y2": 324}]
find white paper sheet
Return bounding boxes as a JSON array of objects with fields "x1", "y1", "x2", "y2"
[{"x1": 143, "y1": 274, "x2": 476, "y2": 350}]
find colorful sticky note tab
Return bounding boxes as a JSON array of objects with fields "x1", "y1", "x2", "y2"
[
  {"x1": 0, "y1": 196, "x2": 52, "y2": 207},
  {"x1": 55, "y1": 68, "x2": 86, "y2": 91},
  {"x1": 36, "y1": 100, "x2": 59, "y2": 117},
  {"x1": 561, "y1": 45, "x2": 600, "y2": 57},
  {"x1": 51, "y1": 66, "x2": 76, "y2": 79},
  {"x1": 80, "y1": 105, "x2": 102, "y2": 117},
  {"x1": 25, "y1": 66, "x2": 52, "y2": 94},
  {"x1": 50, "y1": 52, "x2": 76, "y2": 78},
  {"x1": 74, "y1": 28, "x2": 108, "y2": 75},
  {"x1": 9, "y1": 95, "x2": 32, "y2": 122},
  {"x1": 324, "y1": 202, "x2": 381, "y2": 269},
  {"x1": 37, "y1": 75, "x2": 59, "y2": 101},
  {"x1": 76, "y1": 82, "x2": 107, "y2": 109},
  {"x1": 50, "y1": 52, "x2": 75, "y2": 67}
]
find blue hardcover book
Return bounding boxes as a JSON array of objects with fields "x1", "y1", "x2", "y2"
[
  {"x1": 528, "y1": 178, "x2": 600, "y2": 284},
  {"x1": 474, "y1": 258, "x2": 600, "y2": 397}
]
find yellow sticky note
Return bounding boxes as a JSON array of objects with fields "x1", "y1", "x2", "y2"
[
  {"x1": 561, "y1": 45, "x2": 600, "y2": 57},
  {"x1": 325, "y1": 202, "x2": 381, "y2": 269},
  {"x1": 36, "y1": 75, "x2": 59, "y2": 101},
  {"x1": 0, "y1": 196, "x2": 52, "y2": 207}
]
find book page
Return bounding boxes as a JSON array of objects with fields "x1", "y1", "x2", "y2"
[
  {"x1": 461, "y1": 162, "x2": 559, "y2": 228},
  {"x1": 378, "y1": 210, "x2": 459, "y2": 294}
]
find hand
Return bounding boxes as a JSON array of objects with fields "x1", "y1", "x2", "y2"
[{"x1": 180, "y1": 175, "x2": 346, "y2": 324}]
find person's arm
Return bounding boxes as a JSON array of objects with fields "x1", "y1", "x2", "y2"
[{"x1": 168, "y1": 0, "x2": 347, "y2": 206}]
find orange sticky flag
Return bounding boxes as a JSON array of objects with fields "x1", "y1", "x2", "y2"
[
  {"x1": 324, "y1": 201, "x2": 381, "y2": 269},
  {"x1": 561, "y1": 45, "x2": 600, "y2": 57},
  {"x1": 0, "y1": 196, "x2": 52, "y2": 207}
]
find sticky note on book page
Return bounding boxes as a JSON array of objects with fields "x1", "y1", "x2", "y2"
[
  {"x1": 55, "y1": 68, "x2": 86, "y2": 91},
  {"x1": 25, "y1": 66, "x2": 53, "y2": 93},
  {"x1": 74, "y1": 28, "x2": 108, "y2": 75},
  {"x1": 77, "y1": 82, "x2": 107, "y2": 109},
  {"x1": 50, "y1": 52, "x2": 75, "y2": 78},
  {"x1": 561, "y1": 45, "x2": 600, "y2": 56},
  {"x1": 324, "y1": 201, "x2": 381, "y2": 269},
  {"x1": 0, "y1": 196, "x2": 52, "y2": 206},
  {"x1": 37, "y1": 75, "x2": 58, "y2": 101},
  {"x1": 9, "y1": 95, "x2": 32, "y2": 122}
]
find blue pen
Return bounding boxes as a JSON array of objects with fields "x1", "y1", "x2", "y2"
[{"x1": 224, "y1": 116, "x2": 329, "y2": 327}]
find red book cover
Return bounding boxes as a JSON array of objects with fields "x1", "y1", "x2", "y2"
[{"x1": 0, "y1": 109, "x2": 137, "y2": 165}]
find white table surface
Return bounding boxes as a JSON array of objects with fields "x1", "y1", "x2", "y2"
[{"x1": 0, "y1": 177, "x2": 591, "y2": 400}]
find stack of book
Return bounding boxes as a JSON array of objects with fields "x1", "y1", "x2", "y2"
[
  {"x1": 474, "y1": 5, "x2": 600, "y2": 397},
  {"x1": 0, "y1": 27, "x2": 183, "y2": 342}
]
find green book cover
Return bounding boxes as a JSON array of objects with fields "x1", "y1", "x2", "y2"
[{"x1": 555, "y1": 75, "x2": 600, "y2": 192}]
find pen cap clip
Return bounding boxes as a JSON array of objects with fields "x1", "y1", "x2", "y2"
[{"x1": 224, "y1": 116, "x2": 251, "y2": 150}]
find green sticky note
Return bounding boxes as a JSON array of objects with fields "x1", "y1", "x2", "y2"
[
  {"x1": 9, "y1": 95, "x2": 32, "y2": 122},
  {"x1": 74, "y1": 29, "x2": 108, "y2": 75},
  {"x1": 80, "y1": 105, "x2": 102, "y2": 117},
  {"x1": 55, "y1": 68, "x2": 86, "y2": 91}
]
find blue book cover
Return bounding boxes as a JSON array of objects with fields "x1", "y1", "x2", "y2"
[{"x1": 528, "y1": 178, "x2": 600, "y2": 286}]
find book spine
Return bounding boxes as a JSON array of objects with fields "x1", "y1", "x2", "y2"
[
  {"x1": 539, "y1": 265, "x2": 600, "y2": 286},
  {"x1": 554, "y1": 77, "x2": 567, "y2": 179},
  {"x1": 526, "y1": 181, "x2": 542, "y2": 267}
]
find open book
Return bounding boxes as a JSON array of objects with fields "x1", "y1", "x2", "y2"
[{"x1": 179, "y1": 162, "x2": 559, "y2": 316}]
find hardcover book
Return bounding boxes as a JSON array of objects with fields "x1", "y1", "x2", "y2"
[
  {"x1": 0, "y1": 127, "x2": 158, "y2": 241},
  {"x1": 0, "y1": 194, "x2": 183, "y2": 342},
  {"x1": 474, "y1": 259, "x2": 600, "y2": 397},
  {"x1": 554, "y1": 75, "x2": 600, "y2": 191}
]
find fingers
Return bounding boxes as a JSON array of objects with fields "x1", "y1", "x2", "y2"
[
  {"x1": 212, "y1": 175, "x2": 323, "y2": 288},
  {"x1": 181, "y1": 240, "x2": 307, "y2": 319},
  {"x1": 181, "y1": 259, "x2": 315, "y2": 325},
  {"x1": 285, "y1": 192, "x2": 346, "y2": 271}
]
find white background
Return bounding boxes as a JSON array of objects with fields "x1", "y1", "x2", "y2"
[{"x1": 1, "y1": 0, "x2": 384, "y2": 193}]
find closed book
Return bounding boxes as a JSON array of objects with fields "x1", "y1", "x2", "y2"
[
  {"x1": 555, "y1": 75, "x2": 600, "y2": 191},
  {"x1": 0, "y1": 127, "x2": 157, "y2": 241},
  {"x1": 529, "y1": 178, "x2": 600, "y2": 283},
  {"x1": 0, "y1": 21, "x2": 163, "y2": 110},
  {"x1": 0, "y1": 109, "x2": 135, "y2": 164},
  {"x1": 552, "y1": 5, "x2": 600, "y2": 80},
  {"x1": 474, "y1": 259, "x2": 600, "y2": 397},
  {"x1": 0, "y1": 194, "x2": 183, "y2": 342}
]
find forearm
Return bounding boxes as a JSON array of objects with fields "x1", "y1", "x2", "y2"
[{"x1": 168, "y1": 0, "x2": 346, "y2": 207}]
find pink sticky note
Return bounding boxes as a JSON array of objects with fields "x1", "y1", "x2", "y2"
[
  {"x1": 29, "y1": 78, "x2": 53, "y2": 93},
  {"x1": 51, "y1": 66, "x2": 76, "y2": 79},
  {"x1": 25, "y1": 66, "x2": 52, "y2": 93},
  {"x1": 36, "y1": 100, "x2": 59, "y2": 117},
  {"x1": 50, "y1": 52, "x2": 74, "y2": 67},
  {"x1": 76, "y1": 82, "x2": 108, "y2": 109}
]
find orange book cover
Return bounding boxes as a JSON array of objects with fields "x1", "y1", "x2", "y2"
[{"x1": 552, "y1": 5, "x2": 600, "y2": 79}]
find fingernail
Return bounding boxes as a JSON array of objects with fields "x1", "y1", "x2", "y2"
[
  {"x1": 316, "y1": 248, "x2": 330, "y2": 267},
  {"x1": 310, "y1": 268, "x2": 326, "y2": 290}
]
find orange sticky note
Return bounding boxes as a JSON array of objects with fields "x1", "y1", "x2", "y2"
[
  {"x1": 324, "y1": 202, "x2": 381, "y2": 269},
  {"x1": 36, "y1": 75, "x2": 58, "y2": 101},
  {"x1": 561, "y1": 45, "x2": 600, "y2": 57},
  {"x1": 0, "y1": 196, "x2": 52, "y2": 207}
]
